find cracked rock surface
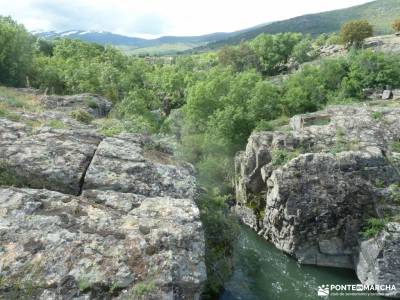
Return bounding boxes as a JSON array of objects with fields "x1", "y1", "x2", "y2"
[{"x1": 0, "y1": 90, "x2": 206, "y2": 300}]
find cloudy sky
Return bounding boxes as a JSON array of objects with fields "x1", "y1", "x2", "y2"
[{"x1": 0, "y1": 0, "x2": 372, "y2": 38}]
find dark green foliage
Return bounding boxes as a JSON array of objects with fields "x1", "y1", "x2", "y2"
[
  {"x1": 198, "y1": 192, "x2": 239, "y2": 299},
  {"x1": 70, "y1": 110, "x2": 94, "y2": 124},
  {"x1": 0, "y1": 17, "x2": 34, "y2": 86}
]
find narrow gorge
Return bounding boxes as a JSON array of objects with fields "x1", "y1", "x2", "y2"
[{"x1": 234, "y1": 94, "x2": 400, "y2": 298}]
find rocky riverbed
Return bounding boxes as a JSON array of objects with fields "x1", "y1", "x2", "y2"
[
  {"x1": 234, "y1": 100, "x2": 400, "y2": 298},
  {"x1": 0, "y1": 89, "x2": 207, "y2": 299}
]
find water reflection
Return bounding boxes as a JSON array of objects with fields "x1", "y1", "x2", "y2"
[{"x1": 220, "y1": 225, "x2": 383, "y2": 300}]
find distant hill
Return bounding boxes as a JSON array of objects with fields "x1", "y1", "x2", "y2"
[
  {"x1": 204, "y1": 0, "x2": 400, "y2": 49},
  {"x1": 33, "y1": 0, "x2": 400, "y2": 55}
]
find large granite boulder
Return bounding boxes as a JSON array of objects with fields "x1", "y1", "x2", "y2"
[
  {"x1": 83, "y1": 135, "x2": 197, "y2": 199},
  {"x1": 234, "y1": 104, "x2": 400, "y2": 297},
  {"x1": 0, "y1": 89, "x2": 207, "y2": 299},
  {"x1": 0, "y1": 126, "x2": 101, "y2": 195},
  {"x1": 0, "y1": 188, "x2": 206, "y2": 300},
  {"x1": 40, "y1": 94, "x2": 112, "y2": 118}
]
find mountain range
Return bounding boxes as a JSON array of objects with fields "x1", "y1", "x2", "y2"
[{"x1": 33, "y1": 0, "x2": 400, "y2": 55}]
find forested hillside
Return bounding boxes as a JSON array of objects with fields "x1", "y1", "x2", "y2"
[
  {"x1": 205, "y1": 0, "x2": 400, "y2": 49},
  {"x1": 2, "y1": 15, "x2": 400, "y2": 297}
]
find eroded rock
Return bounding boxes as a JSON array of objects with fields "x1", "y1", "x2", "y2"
[
  {"x1": 0, "y1": 188, "x2": 206, "y2": 300},
  {"x1": 234, "y1": 104, "x2": 400, "y2": 297},
  {"x1": 83, "y1": 135, "x2": 197, "y2": 199}
]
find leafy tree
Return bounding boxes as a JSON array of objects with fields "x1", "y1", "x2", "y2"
[
  {"x1": 0, "y1": 16, "x2": 34, "y2": 86},
  {"x1": 218, "y1": 42, "x2": 258, "y2": 72},
  {"x1": 291, "y1": 37, "x2": 318, "y2": 64},
  {"x1": 340, "y1": 20, "x2": 373, "y2": 48},
  {"x1": 250, "y1": 33, "x2": 302, "y2": 75}
]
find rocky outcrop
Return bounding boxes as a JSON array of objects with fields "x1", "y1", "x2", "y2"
[
  {"x1": 0, "y1": 90, "x2": 206, "y2": 299},
  {"x1": 83, "y1": 135, "x2": 196, "y2": 199},
  {"x1": 356, "y1": 222, "x2": 400, "y2": 298},
  {"x1": 40, "y1": 93, "x2": 112, "y2": 118},
  {"x1": 0, "y1": 188, "x2": 205, "y2": 300},
  {"x1": 235, "y1": 104, "x2": 400, "y2": 297}
]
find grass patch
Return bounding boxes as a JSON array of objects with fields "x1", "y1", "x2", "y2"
[
  {"x1": 46, "y1": 119, "x2": 67, "y2": 129},
  {"x1": 0, "y1": 86, "x2": 41, "y2": 112},
  {"x1": 361, "y1": 217, "x2": 388, "y2": 239},
  {"x1": 70, "y1": 109, "x2": 94, "y2": 124},
  {"x1": 131, "y1": 281, "x2": 156, "y2": 298},
  {"x1": 389, "y1": 184, "x2": 400, "y2": 203},
  {"x1": 271, "y1": 149, "x2": 300, "y2": 166},
  {"x1": 0, "y1": 106, "x2": 22, "y2": 122},
  {"x1": 371, "y1": 111, "x2": 384, "y2": 120},
  {"x1": 391, "y1": 140, "x2": 400, "y2": 153}
]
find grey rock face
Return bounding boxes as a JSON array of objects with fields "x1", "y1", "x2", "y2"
[
  {"x1": 0, "y1": 90, "x2": 206, "y2": 299},
  {"x1": 40, "y1": 93, "x2": 112, "y2": 118},
  {"x1": 356, "y1": 223, "x2": 400, "y2": 298},
  {"x1": 0, "y1": 188, "x2": 206, "y2": 300},
  {"x1": 235, "y1": 104, "x2": 400, "y2": 297},
  {"x1": 0, "y1": 127, "x2": 101, "y2": 195},
  {"x1": 83, "y1": 135, "x2": 197, "y2": 199}
]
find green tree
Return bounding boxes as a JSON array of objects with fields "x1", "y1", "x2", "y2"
[
  {"x1": 0, "y1": 16, "x2": 34, "y2": 86},
  {"x1": 340, "y1": 20, "x2": 373, "y2": 48}
]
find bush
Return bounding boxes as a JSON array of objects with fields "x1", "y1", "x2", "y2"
[
  {"x1": 70, "y1": 110, "x2": 94, "y2": 124},
  {"x1": 393, "y1": 19, "x2": 400, "y2": 32},
  {"x1": 340, "y1": 20, "x2": 373, "y2": 48},
  {"x1": 362, "y1": 217, "x2": 388, "y2": 239}
]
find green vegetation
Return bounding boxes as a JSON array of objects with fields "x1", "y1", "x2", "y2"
[
  {"x1": 362, "y1": 217, "x2": 388, "y2": 239},
  {"x1": 389, "y1": 184, "x2": 400, "y2": 203},
  {"x1": 131, "y1": 281, "x2": 156, "y2": 298},
  {"x1": 70, "y1": 110, "x2": 94, "y2": 124},
  {"x1": 391, "y1": 140, "x2": 400, "y2": 152},
  {"x1": 340, "y1": 20, "x2": 374, "y2": 48},
  {"x1": 371, "y1": 111, "x2": 384, "y2": 120},
  {"x1": 271, "y1": 149, "x2": 300, "y2": 166},
  {"x1": 47, "y1": 119, "x2": 67, "y2": 129}
]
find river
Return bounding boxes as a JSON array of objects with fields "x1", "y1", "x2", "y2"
[{"x1": 220, "y1": 225, "x2": 383, "y2": 300}]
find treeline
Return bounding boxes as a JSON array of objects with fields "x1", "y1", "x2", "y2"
[{"x1": 2, "y1": 16, "x2": 400, "y2": 190}]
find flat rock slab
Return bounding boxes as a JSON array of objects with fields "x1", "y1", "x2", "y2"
[
  {"x1": 83, "y1": 136, "x2": 197, "y2": 199},
  {"x1": 0, "y1": 126, "x2": 101, "y2": 195},
  {"x1": 0, "y1": 187, "x2": 206, "y2": 300},
  {"x1": 40, "y1": 94, "x2": 112, "y2": 118}
]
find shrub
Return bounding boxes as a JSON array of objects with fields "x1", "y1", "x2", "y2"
[
  {"x1": 393, "y1": 19, "x2": 400, "y2": 32},
  {"x1": 362, "y1": 217, "x2": 388, "y2": 239},
  {"x1": 131, "y1": 281, "x2": 156, "y2": 298},
  {"x1": 70, "y1": 110, "x2": 94, "y2": 124},
  {"x1": 340, "y1": 20, "x2": 373, "y2": 48},
  {"x1": 271, "y1": 149, "x2": 300, "y2": 166}
]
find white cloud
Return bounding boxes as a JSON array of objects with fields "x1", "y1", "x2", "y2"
[{"x1": 0, "y1": 0, "x2": 372, "y2": 37}]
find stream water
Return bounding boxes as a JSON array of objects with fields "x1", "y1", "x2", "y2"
[{"x1": 220, "y1": 225, "x2": 383, "y2": 300}]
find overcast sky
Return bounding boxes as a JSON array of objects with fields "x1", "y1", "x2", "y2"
[{"x1": 0, "y1": 0, "x2": 372, "y2": 38}]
